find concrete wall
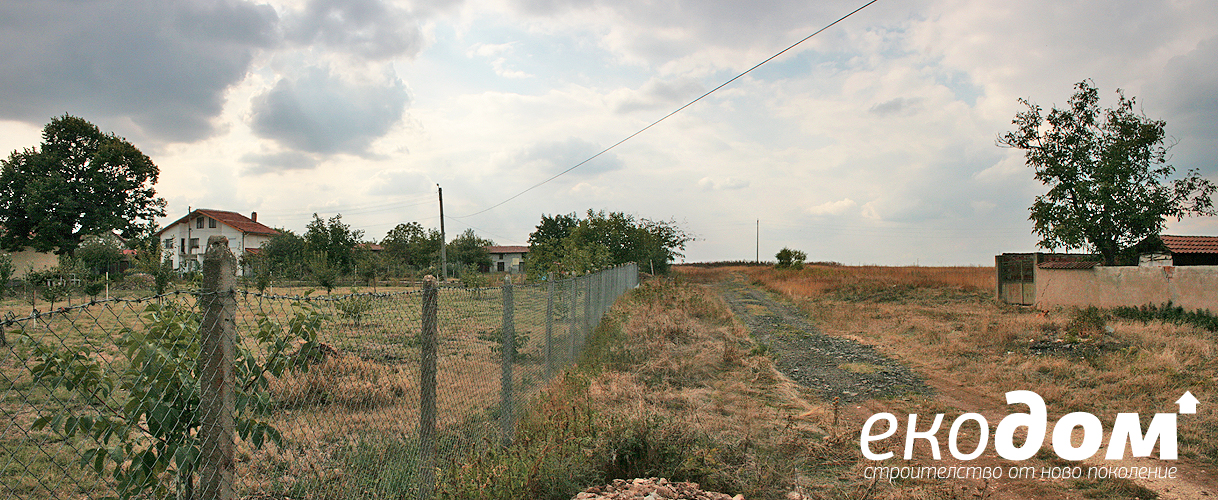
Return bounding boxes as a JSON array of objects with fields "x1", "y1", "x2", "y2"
[
  {"x1": 6, "y1": 249, "x2": 59, "y2": 278},
  {"x1": 1035, "y1": 265, "x2": 1218, "y2": 312}
]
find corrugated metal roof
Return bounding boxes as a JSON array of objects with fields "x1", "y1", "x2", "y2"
[
  {"x1": 1038, "y1": 261, "x2": 1099, "y2": 269},
  {"x1": 1159, "y1": 235, "x2": 1218, "y2": 254},
  {"x1": 487, "y1": 245, "x2": 529, "y2": 254}
]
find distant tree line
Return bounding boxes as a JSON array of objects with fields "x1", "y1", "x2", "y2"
[
  {"x1": 245, "y1": 214, "x2": 494, "y2": 285},
  {"x1": 526, "y1": 210, "x2": 692, "y2": 277}
]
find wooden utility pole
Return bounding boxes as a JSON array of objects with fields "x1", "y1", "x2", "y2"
[
  {"x1": 756, "y1": 219, "x2": 759, "y2": 263},
  {"x1": 438, "y1": 185, "x2": 447, "y2": 280}
]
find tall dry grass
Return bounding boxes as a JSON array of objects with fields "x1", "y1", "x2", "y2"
[{"x1": 701, "y1": 264, "x2": 1218, "y2": 467}]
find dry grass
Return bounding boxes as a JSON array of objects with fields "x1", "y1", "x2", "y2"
[{"x1": 715, "y1": 264, "x2": 1218, "y2": 467}]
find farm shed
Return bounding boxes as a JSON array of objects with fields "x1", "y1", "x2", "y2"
[
  {"x1": 995, "y1": 253, "x2": 1097, "y2": 305},
  {"x1": 1133, "y1": 234, "x2": 1218, "y2": 266},
  {"x1": 998, "y1": 237, "x2": 1218, "y2": 312}
]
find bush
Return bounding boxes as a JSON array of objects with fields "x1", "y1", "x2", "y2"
[{"x1": 774, "y1": 247, "x2": 806, "y2": 270}]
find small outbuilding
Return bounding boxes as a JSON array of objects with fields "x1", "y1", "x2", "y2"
[{"x1": 1135, "y1": 235, "x2": 1218, "y2": 267}]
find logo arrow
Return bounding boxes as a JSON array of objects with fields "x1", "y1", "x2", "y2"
[{"x1": 1177, "y1": 391, "x2": 1199, "y2": 414}]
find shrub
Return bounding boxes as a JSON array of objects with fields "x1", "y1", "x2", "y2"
[{"x1": 774, "y1": 247, "x2": 806, "y2": 270}]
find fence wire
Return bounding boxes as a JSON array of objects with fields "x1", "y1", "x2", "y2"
[{"x1": 0, "y1": 261, "x2": 638, "y2": 499}]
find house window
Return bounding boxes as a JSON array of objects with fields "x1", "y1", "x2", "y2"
[
  {"x1": 163, "y1": 238, "x2": 174, "y2": 249},
  {"x1": 209, "y1": 217, "x2": 216, "y2": 228},
  {"x1": 497, "y1": 262, "x2": 505, "y2": 272},
  {"x1": 189, "y1": 238, "x2": 200, "y2": 250},
  {"x1": 196, "y1": 217, "x2": 205, "y2": 229},
  {"x1": 180, "y1": 238, "x2": 185, "y2": 251}
]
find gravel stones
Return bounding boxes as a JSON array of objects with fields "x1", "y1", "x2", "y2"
[{"x1": 572, "y1": 478, "x2": 744, "y2": 500}]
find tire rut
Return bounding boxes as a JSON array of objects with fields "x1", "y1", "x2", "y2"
[{"x1": 718, "y1": 277, "x2": 930, "y2": 402}]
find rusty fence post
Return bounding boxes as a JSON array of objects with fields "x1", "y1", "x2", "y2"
[
  {"x1": 198, "y1": 236, "x2": 236, "y2": 500},
  {"x1": 418, "y1": 276, "x2": 438, "y2": 500}
]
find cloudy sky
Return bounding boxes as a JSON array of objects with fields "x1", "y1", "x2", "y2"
[{"x1": 1, "y1": 0, "x2": 1216, "y2": 265}]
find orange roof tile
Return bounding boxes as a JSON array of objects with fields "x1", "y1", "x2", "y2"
[
  {"x1": 155, "y1": 209, "x2": 278, "y2": 237},
  {"x1": 1159, "y1": 235, "x2": 1218, "y2": 254}
]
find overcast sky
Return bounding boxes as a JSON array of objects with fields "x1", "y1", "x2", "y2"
[{"x1": 1, "y1": 0, "x2": 1216, "y2": 265}]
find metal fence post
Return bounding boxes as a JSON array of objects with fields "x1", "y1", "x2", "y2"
[
  {"x1": 419, "y1": 276, "x2": 438, "y2": 500},
  {"x1": 544, "y1": 273, "x2": 554, "y2": 380},
  {"x1": 499, "y1": 275, "x2": 515, "y2": 446},
  {"x1": 199, "y1": 236, "x2": 236, "y2": 500}
]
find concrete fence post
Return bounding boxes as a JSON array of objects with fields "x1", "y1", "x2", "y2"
[
  {"x1": 582, "y1": 275, "x2": 591, "y2": 344},
  {"x1": 499, "y1": 275, "x2": 515, "y2": 446},
  {"x1": 544, "y1": 273, "x2": 554, "y2": 380},
  {"x1": 568, "y1": 277, "x2": 578, "y2": 362},
  {"x1": 418, "y1": 276, "x2": 438, "y2": 500},
  {"x1": 198, "y1": 236, "x2": 236, "y2": 500}
]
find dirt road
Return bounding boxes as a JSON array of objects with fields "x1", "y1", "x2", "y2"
[{"x1": 717, "y1": 278, "x2": 929, "y2": 403}]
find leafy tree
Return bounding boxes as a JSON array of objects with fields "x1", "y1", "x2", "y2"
[
  {"x1": 25, "y1": 300, "x2": 323, "y2": 499},
  {"x1": 447, "y1": 228, "x2": 493, "y2": 272},
  {"x1": 0, "y1": 115, "x2": 166, "y2": 255},
  {"x1": 76, "y1": 234, "x2": 125, "y2": 275},
  {"x1": 998, "y1": 80, "x2": 1217, "y2": 265},
  {"x1": 775, "y1": 248, "x2": 806, "y2": 269},
  {"x1": 381, "y1": 222, "x2": 441, "y2": 270},
  {"x1": 304, "y1": 214, "x2": 363, "y2": 275},
  {"x1": 527, "y1": 210, "x2": 691, "y2": 277},
  {"x1": 255, "y1": 228, "x2": 307, "y2": 279}
]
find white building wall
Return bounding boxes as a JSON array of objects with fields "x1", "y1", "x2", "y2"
[{"x1": 161, "y1": 215, "x2": 270, "y2": 276}]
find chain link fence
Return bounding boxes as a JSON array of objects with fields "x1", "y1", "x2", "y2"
[{"x1": 1, "y1": 236, "x2": 638, "y2": 499}]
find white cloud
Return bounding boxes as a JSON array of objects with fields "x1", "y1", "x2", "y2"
[{"x1": 807, "y1": 198, "x2": 857, "y2": 216}]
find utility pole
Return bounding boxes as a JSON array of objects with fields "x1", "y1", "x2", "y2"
[
  {"x1": 756, "y1": 219, "x2": 759, "y2": 263},
  {"x1": 438, "y1": 185, "x2": 447, "y2": 280}
]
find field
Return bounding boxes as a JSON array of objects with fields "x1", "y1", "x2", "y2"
[
  {"x1": 3, "y1": 265, "x2": 1215, "y2": 499},
  {"x1": 0, "y1": 278, "x2": 601, "y2": 499},
  {"x1": 674, "y1": 263, "x2": 1218, "y2": 499}
]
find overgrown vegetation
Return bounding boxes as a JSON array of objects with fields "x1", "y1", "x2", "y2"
[
  {"x1": 17, "y1": 301, "x2": 325, "y2": 499},
  {"x1": 527, "y1": 210, "x2": 692, "y2": 277},
  {"x1": 423, "y1": 276, "x2": 858, "y2": 500}
]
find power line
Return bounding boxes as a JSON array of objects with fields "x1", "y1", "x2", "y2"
[{"x1": 456, "y1": 0, "x2": 880, "y2": 218}]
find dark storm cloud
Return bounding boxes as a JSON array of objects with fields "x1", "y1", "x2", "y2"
[
  {"x1": 249, "y1": 66, "x2": 409, "y2": 157},
  {"x1": 0, "y1": 0, "x2": 278, "y2": 142},
  {"x1": 284, "y1": 0, "x2": 426, "y2": 60}
]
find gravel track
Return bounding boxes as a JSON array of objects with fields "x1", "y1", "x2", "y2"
[{"x1": 717, "y1": 278, "x2": 930, "y2": 402}]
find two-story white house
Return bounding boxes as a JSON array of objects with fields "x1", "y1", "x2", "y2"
[
  {"x1": 486, "y1": 245, "x2": 529, "y2": 274},
  {"x1": 155, "y1": 209, "x2": 277, "y2": 275}
]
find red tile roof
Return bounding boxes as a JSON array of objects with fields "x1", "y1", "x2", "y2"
[
  {"x1": 155, "y1": 209, "x2": 278, "y2": 237},
  {"x1": 1159, "y1": 235, "x2": 1218, "y2": 254},
  {"x1": 1038, "y1": 261, "x2": 1099, "y2": 269},
  {"x1": 487, "y1": 245, "x2": 529, "y2": 254}
]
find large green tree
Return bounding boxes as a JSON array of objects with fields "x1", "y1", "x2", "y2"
[
  {"x1": 447, "y1": 228, "x2": 493, "y2": 273},
  {"x1": 0, "y1": 115, "x2": 166, "y2": 255},
  {"x1": 380, "y1": 221, "x2": 441, "y2": 270},
  {"x1": 998, "y1": 80, "x2": 1216, "y2": 265},
  {"x1": 527, "y1": 210, "x2": 691, "y2": 276},
  {"x1": 304, "y1": 214, "x2": 363, "y2": 275}
]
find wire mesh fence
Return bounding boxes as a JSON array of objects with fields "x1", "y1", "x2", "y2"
[{"x1": 0, "y1": 236, "x2": 638, "y2": 499}]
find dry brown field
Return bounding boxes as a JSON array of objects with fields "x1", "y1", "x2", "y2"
[{"x1": 672, "y1": 263, "x2": 1218, "y2": 499}]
